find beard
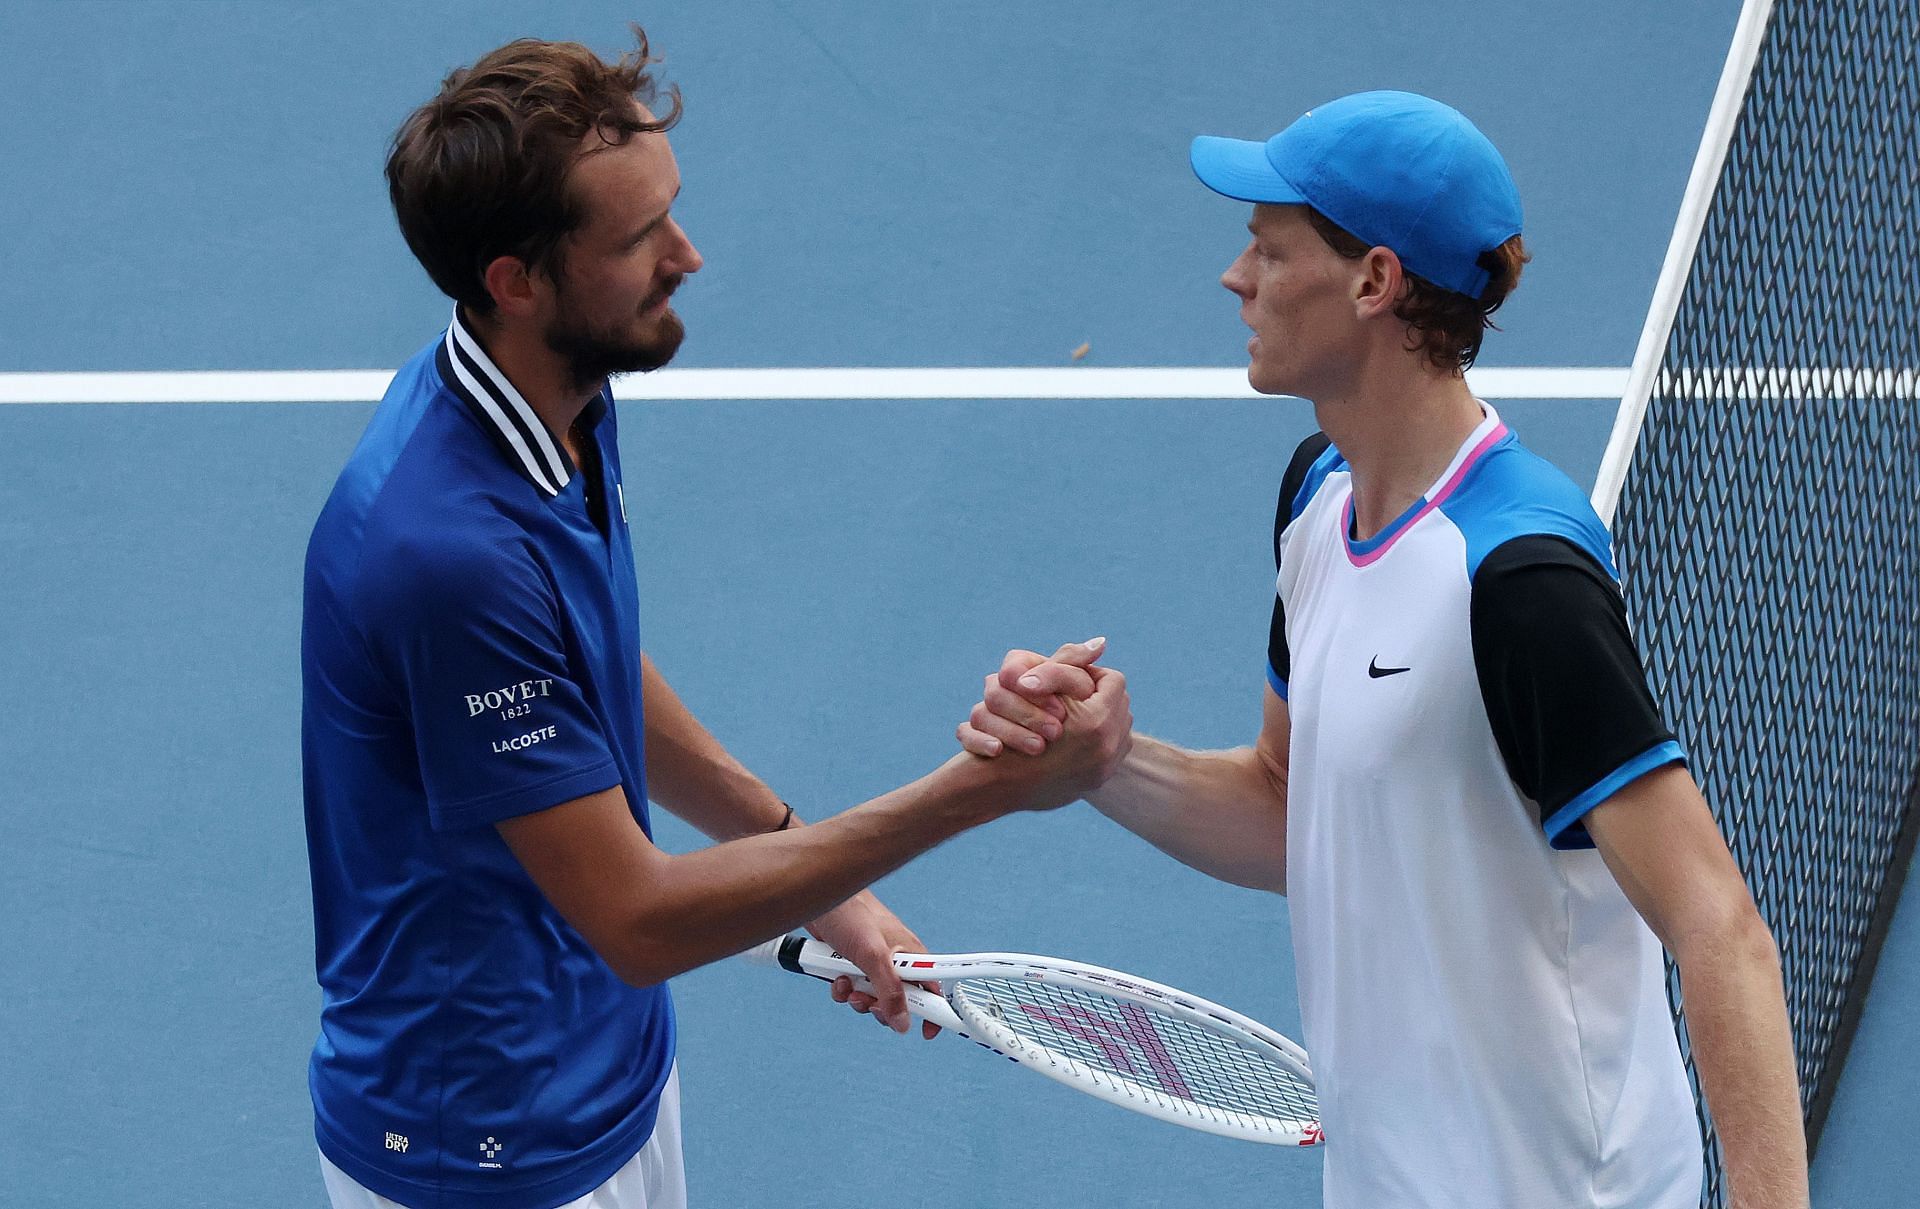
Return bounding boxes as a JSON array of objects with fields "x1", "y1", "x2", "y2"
[{"x1": 544, "y1": 274, "x2": 686, "y2": 393}]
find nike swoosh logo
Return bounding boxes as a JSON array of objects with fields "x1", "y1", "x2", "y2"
[{"x1": 1368, "y1": 657, "x2": 1411, "y2": 679}]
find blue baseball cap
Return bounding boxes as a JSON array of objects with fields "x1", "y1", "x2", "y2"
[{"x1": 1190, "y1": 91, "x2": 1522, "y2": 298}]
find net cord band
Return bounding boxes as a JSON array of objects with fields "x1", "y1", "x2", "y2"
[{"x1": 1590, "y1": 0, "x2": 1779, "y2": 525}]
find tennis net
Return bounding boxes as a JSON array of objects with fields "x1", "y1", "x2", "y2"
[{"x1": 1591, "y1": 1, "x2": 1920, "y2": 1204}]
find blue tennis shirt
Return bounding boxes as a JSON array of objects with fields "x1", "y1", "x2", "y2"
[{"x1": 302, "y1": 311, "x2": 674, "y2": 1208}]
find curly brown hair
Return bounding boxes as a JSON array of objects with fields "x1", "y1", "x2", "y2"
[
  {"x1": 1304, "y1": 208, "x2": 1529, "y2": 373},
  {"x1": 386, "y1": 26, "x2": 683, "y2": 314}
]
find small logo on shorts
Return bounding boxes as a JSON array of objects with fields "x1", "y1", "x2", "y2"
[
  {"x1": 479, "y1": 1136, "x2": 505, "y2": 1169},
  {"x1": 384, "y1": 1132, "x2": 409, "y2": 1153}
]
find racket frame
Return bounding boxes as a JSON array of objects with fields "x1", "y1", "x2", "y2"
[{"x1": 744, "y1": 933, "x2": 1320, "y2": 1146}]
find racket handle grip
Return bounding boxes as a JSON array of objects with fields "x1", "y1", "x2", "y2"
[
  {"x1": 746, "y1": 935, "x2": 964, "y2": 1035},
  {"x1": 740, "y1": 935, "x2": 792, "y2": 968},
  {"x1": 743, "y1": 933, "x2": 868, "y2": 980}
]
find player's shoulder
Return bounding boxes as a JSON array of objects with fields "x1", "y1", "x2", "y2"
[
  {"x1": 1439, "y1": 429, "x2": 1616, "y2": 580},
  {"x1": 316, "y1": 339, "x2": 452, "y2": 517},
  {"x1": 334, "y1": 345, "x2": 536, "y2": 541},
  {"x1": 343, "y1": 503, "x2": 545, "y2": 649},
  {"x1": 325, "y1": 364, "x2": 544, "y2": 603}
]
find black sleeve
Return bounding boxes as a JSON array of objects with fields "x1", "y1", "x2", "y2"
[
  {"x1": 1269, "y1": 433, "x2": 1333, "y2": 693},
  {"x1": 1470, "y1": 535, "x2": 1685, "y2": 849}
]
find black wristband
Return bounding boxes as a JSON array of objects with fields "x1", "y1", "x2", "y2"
[{"x1": 775, "y1": 801, "x2": 796, "y2": 831}]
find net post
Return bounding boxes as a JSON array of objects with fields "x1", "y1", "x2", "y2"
[{"x1": 1589, "y1": 0, "x2": 1778, "y2": 525}]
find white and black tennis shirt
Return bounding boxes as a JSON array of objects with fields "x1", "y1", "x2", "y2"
[{"x1": 1270, "y1": 406, "x2": 1702, "y2": 1208}]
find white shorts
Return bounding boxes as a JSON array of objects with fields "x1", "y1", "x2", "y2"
[{"x1": 320, "y1": 1064, "x2": 686, "y2": 1209}]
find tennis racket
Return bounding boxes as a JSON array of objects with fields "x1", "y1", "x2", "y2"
[{"x1": 744, "y1": 933, "x2": 1321, "y2": 1146}]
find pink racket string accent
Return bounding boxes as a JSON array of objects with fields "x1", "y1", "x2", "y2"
[{"x1": 1016, "y1": 1001, "x2": 1196, "y2": 1099}]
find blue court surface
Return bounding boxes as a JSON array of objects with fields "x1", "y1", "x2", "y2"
[{"x1": 2, "y1": 2, "x2": 1913, "y2": 1205}]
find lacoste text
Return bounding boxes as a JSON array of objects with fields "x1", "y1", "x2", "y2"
[{"x1": 495, "y1": 726, "x2": 558, "y2": 753}]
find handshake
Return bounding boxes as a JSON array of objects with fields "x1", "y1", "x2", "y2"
[{"x1": 952, "y1": 637, "x2": 1134, "y2": 812}]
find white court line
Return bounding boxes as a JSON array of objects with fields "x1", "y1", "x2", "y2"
[{"x1": 0, "y1": 366, "x2": 1631, "y2": 404}]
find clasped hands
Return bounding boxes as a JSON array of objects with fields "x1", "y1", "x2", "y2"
[{"x1": 957, "y1": 637, "x2": 1131, "y2": 800}]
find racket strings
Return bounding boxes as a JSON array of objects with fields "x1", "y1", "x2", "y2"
[{"x1": 949, "y1": 976, "x2": 1317, "y2": 1125}]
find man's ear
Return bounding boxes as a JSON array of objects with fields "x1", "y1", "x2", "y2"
[
  {"x1": 1353, "y1": 245, "x2": 1405, "y2": 320},
  {"x1": 481, "y1": 255, "x2": 545, "y2": 320}
]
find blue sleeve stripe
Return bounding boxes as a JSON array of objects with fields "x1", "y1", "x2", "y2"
[
  {"x1": 1266, "y1": 663, "x2": 1289, "y2": 700},
  {"x1": 1542, "y1": 740, "x2": 1687, "y2": 844}
]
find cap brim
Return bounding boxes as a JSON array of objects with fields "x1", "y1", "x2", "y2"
[{"x1": 1190, "y1": 135, "x2": 1308, "y2": 205}]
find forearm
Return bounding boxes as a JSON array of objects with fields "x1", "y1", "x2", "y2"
[
  {"x1": 628, "y1": 754, "x2": 1004, "y2": 981},
  {"x1": 1673, "y1": 917, "x2": 1809, "y2": 1209},
  {"x1": 641, "y1": 654, "x2": 786, "y2": 838},
  {"x1": 1087, "y1": 734, "x2": 1288, "y2": 892}
]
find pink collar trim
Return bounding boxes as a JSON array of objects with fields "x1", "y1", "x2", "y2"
[{"x1": 1342, "y1": 416, "x2": 1509, "y2": 568}]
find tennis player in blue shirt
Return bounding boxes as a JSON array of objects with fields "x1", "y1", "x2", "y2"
[{"x1": 301, "y1": 30, "x2": 1132, "y2": 1209}]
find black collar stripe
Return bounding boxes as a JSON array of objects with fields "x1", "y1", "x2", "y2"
[{"x1": 442, "y1": 316, "x2": 572, "y2": 497}]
